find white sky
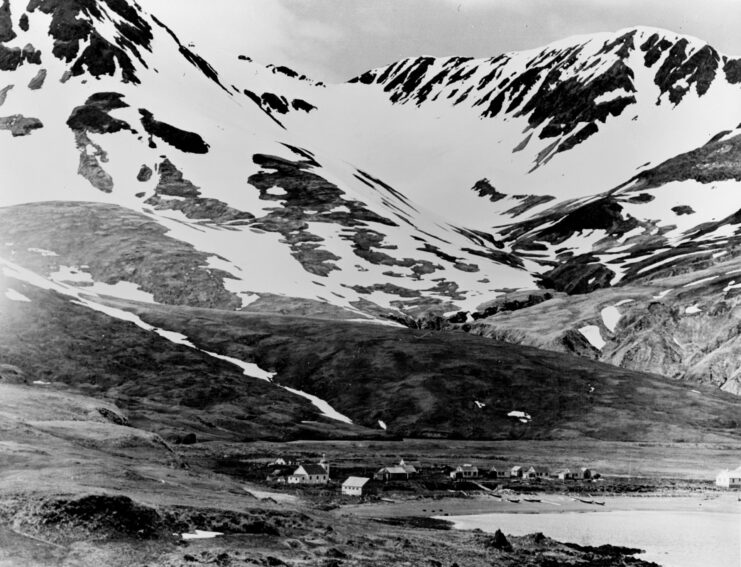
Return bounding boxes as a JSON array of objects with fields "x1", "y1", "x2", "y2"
[{"x1": 140, "y1": 0, "x2": 741, "y2": 83}]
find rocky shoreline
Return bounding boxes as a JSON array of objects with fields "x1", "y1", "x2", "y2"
[{"x1": 0, "y1": 491, "x2": 660, "y2": 567}]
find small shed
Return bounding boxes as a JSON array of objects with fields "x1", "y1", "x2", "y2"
[
  {"x1": 342, "y1": 476, "x2": 370, "y2": 496},
  {"x1": 450, "y1": 464, "x2": 479, "y2": 480},
  {"x1": 510, "y1": 465, "x2": 523, "y2": 478},
  {"x1": 578, "y1": 467, "x2": 592, "y2": 480}
]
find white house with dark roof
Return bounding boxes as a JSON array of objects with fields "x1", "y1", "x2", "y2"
[
  {"x1": 525, "y1": 466, "x2": 549, "y2": 479},
  {"x1": 450, "y1": 464, "x2": 479, "y2": 479},
  {"x1": 716, "y1": 466, "x2": 741, "y2": 488},
  {"x1": 288, "y1": 462, "x2": 329, "y2": 485},
  {"x1": 342, "y1": 476, "x2": 370, "y2": 496}
]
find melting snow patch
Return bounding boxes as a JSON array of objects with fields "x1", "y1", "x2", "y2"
[
  {"x1": 265, "y1": 185, "x2": 287, "y2": 196},
  {"x1": 51, "y1": 266, "x2": 93, "y2": 284},
  {"x1": 652, "y1": 289, "x2": 673, "y2": 300},
  {"x1": 32, "y1": 380, "x2": 51, "y2": 385},
  {"x1": 713, "y1": 251, "x2": 728, "y2": 259},
  {"x1": 180, "y1": 530, "x2": 223, "y2": 540},
  {"x1": 205, "y1": 351, "x2": 274, "y2": 381},
  {"x1": 614, "y1": 299, "x2": 634, "y2": 306},
  {"x1": 579, "y1": 325, "x2": 605, "y2": 350},
  {"x1": 27, "y1": 247, "x2": 57, "y2": 257},
  {"x1": 238, "y1": 292, "x2": 260, "y2": 308},
  {"x1": 600, "y1": 306, "x2": 621, "y2": 333},
  {"x1": 284, "y1": 386, "x2": 353, "y2": 424},
  {"x1": 683, "y1": 276, "x2": 718, "y2": 288},
  {"x1": 378, "y1": 420, "x2": 387, "y2": 430},
  {"x1": 685, "y1": 304, "x2": 702, "y2": 314},
  {"x1": 723, "y1": 280, "x2": 741, "y2": 292},
  {"x1": 5, "y1": 289, "x2": 30, "y2": 302},
  {"x1": 474, "y1": 400, "x2": 486, "y2": 409}
]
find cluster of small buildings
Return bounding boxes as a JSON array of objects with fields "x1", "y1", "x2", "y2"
[
  {"x1": 450, "y1": 464, "x2": 596, "y2": 481},
  {"x1": 265, "y1": 455, "x2": 598, "y2": 497}
]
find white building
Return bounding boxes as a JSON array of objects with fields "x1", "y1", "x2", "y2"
[
  {"x1": 287, "y1": 463, "x2": 329, "y2": 485},
  {"x1": 342, "y1": 476, "x2": 370, "y2": 496},
  {"x1": 716, "y1": 466, "x2": 741, "y2": 488},
  {"x1": 450, "y1": 464, "x2": 479, "y2": 479}
]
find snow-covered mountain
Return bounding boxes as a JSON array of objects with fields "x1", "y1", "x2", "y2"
[{"x1": 1, "y1": 0, "x2": 740, "y2": 436}]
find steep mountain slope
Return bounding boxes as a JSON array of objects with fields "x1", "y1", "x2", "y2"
[
  {"x1": 0, "y1": 0, "x2": 739, "y2": 442},
  {"x1": 283, "y1": 27, "x2": 741, "y2": 230}
]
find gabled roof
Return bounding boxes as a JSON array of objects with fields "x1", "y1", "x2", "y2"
[
  {"x1": 457, "y1": 464, "x2": 478, "y2": 470},
  {"x1": 528, "y1": 466, "x2": 549, "y2": 473},
  {"x1": 378, "y1": 465, "x2": 408, "y2": 475},
  {"x1": 294, "y1": 464, "x2": 328, "y2": 476},
  {"x1": 343, "y1": 476, "x2": 370, "y2": 488}
]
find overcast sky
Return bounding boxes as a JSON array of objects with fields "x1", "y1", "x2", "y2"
[{"x1": 141, "y1": 0, "x2": 741, "y2": 83}]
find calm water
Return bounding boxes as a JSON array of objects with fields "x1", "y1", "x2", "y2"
[{"x1": 447, "y1": 510, "x2": 740, "y2": 567}]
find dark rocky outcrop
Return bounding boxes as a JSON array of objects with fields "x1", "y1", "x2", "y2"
[
  {"x1": 0, "y1": 0, "x2": 15, "y2": 43},
  {"x1": 247, "y1": 153, "x2": 402, "y2": 276},
  {"x1": 539, "y1": 255, "x2": 615, "y2": 294},
  {"x1": 67, "y1": 92, "x2": 131, "y2": 134},
  {"x1": 137, "y1": 164, "x2": 152, "y2": 182},
  {"x1": 28, "y1": 0, "x2": 153, "y2": 84},
  {"x1": 471, "y1": 178, "x2": 505, "y2": 202},
  {"x1": 144, "y1": 158, "x2": 253, "y2": 222},
  {"x1": 139, "y1": 109, "x2": 209, "y2": 154},
  {"x1": 148, "y1": 161, "x2": 249, "y2": 218}
]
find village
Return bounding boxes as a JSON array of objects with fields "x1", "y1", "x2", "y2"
[
  {"x1": 235, "y1": 455, "x2": 610, "y2": 501},
  {"x1": 218, "y1": 454, "x2": 741, "y2": 504}
]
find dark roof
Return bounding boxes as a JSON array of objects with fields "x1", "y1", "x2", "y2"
[{"x1": 296, "y1": 464, "x2": 328, "y2": 476}]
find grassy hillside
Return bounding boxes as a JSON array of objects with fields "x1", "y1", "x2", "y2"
[
  {"x1": 0, "y1": 273, "x2": 379, "y2": 441},
  {"x1": 116, "y1": 299, "x2": 741, "y2": 442}
]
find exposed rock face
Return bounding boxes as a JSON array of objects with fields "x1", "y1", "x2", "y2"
[
  {"x1": 0, "y1": 41, "x2": 41, "y2": 71},
  {"x1": 75, "y1": 131, "x2": 113, "y2": 192},
  {"x1": 0, "y1": 114, "x2": 42, "y2": 136},
  {"x1": 139, "y1": 108, "x2": 209, "y2": 153},
  {"x1": 0, "y1": 201, "x2": 243, "y2": 310},
  {"x1": 27, "y1": 67, "x2": 46, "y2": 90},
  {"x1": 137, "y1": 164, "x2": 152, "y2": 182},
  {"x1": 246, "y1": 152, "x2": 399, "y2": 277},
  {"x1": 471, "y1": 178, "x2": 505, "y2": 202},
  {"x1": 67, "y1": 92, "x2": 132, "y2": 133},
  {"x1": 145, "y1": 158, "x2": 254, "y2": 222},
  {"x1": 0, "y1": 0, "x2": 15, "y2": 43},
  {"x1": 66, "y1": 93, "x2": 133, "y2": 191},
  {"x1": 27, "y1": 0, "x2": 153, "y2": 84}
]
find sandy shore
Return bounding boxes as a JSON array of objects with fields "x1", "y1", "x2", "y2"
[{"x1": 340, "y1": 491, "x2": 741, "y2": 518}]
